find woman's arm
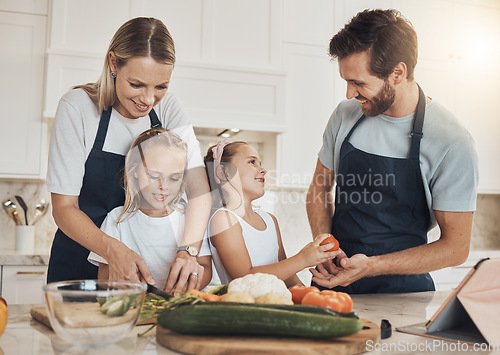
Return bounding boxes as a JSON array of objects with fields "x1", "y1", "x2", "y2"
[
  {"x1": 51, "y1": 193, "x2": 155, "y2": 284},
  {"x1": 164, "y1": 167, "x2": 212, "y2": 293}
]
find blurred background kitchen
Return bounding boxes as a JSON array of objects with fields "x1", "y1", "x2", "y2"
[{"x1": 1, "y1": 0, "x2": 499, "y2": 302}]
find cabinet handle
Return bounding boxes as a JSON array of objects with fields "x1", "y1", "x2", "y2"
[{"x1": 17, "y1": 271, "x2": 46, "y2": 275}]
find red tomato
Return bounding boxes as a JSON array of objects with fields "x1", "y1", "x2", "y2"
[
  {"x1": 302, "y1": 290, "x2": 353, "y2": 312},
  {"x1": 320, "y1": 234, "x2": 340, "y2": 251},
  {"x1": 289, "y1": 285, "x2": 319, "y2": 304}
]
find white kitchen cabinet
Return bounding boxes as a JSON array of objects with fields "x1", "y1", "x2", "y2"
[
  {"x1": 0, "y1": 10, "x2": 48, "y2": 179},
  {"x1": 44, "y1": 0, "x2": 286, "y2": 131},
  {"x1": 0, "y1": 0, "x2": 47, "y2": 15},
  {"x1": 1, "y1": 265, "x2": 47, "y2": 304},
  {"x1": 276, "y1": 1, "x2": 336, "y2": 187}
]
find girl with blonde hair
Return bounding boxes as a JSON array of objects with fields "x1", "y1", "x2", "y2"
[
  {"x1": 47, "y1": 17, "x2": 210, "y2": 292},
  {"x1": 89, "y1": 128, "x2": 212, "y2": 291}
]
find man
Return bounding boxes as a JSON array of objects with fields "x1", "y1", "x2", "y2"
[{"x1": 306, "y1": 9, "x2": 478, "y2": 293}]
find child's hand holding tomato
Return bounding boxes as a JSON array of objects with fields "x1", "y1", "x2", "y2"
[
  {"x1": 319, "y1": 234, "x2": 340, "y2": 252},
  {"x1": 296, "y1": 234, "x2": 341, "y2": 268}
]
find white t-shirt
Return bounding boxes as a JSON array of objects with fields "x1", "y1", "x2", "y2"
[
  {"x1": 208, "y1": 208, "x2": 279, "y2": 284},
  {"x1": 88, "y1": 207, "x2": 211, "y2": 289},
  {"x1": 47, "y1": 88, "x2": 204, "y2": 196},
  {"x1": 318, "y1": 98, "x2": 479, "y2": 228}
]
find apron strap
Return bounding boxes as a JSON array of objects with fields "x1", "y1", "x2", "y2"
[
  {"x1": 93, "y1": 107, "x2": 112, "y2": 151},
  {"x1": 345, "y1": 114, "x2": 367, "y2": 142},
  {"x1": 149, "y1": 108, "x2": 162, "y2": 128},
  {"x1": 409, "y1": 85, "x2": 426, "y2": 161},
  {"x1": 93, "y1": 107, "x2": 162, "y2": 151}
]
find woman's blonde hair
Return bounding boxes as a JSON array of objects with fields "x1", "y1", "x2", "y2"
[
  {"x1": 117, "y1": 127, "x2": 188, "y2": 223},
  {"x1": 74, "y1": 17, "x2": 175, "y2": 113}
]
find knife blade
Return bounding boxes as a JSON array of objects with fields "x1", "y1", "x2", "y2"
[{"x1": 147, "y1": 284, "x2": 173, "y2": 300}]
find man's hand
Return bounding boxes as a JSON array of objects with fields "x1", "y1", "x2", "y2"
[
  {"x1": 164, "y1": 252, "x2": 204, "y2": 294},
  {"x1": 310, "y1": 253, "x2": 370, "y2": 288}
]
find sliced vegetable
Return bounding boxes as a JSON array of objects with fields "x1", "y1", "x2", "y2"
[
  {"x1": 158, "y1": 304, "x2": 362, "y2": 339},
  {"x1": 99, "y1": 294, "x2": 141, "y2": 317},
  {"x1": 207, "y1": 284, "x2": 228, "y2": 295},
  {"x1": 139, "y1": 293, "x2": 169, "y2": 322}
]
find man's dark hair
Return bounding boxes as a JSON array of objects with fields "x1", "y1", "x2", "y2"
[{"x1": 329, "y1": 9, "x2": 418, "y2": 80}]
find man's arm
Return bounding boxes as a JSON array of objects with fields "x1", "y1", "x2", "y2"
[
  {"x1": 306, "y1": 159, "x2": 336, "y2": 238},
  {"x1": 311, "y1": 210, "x2": 473, "y2": 287}
]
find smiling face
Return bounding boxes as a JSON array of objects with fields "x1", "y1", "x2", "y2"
[
  {"x1": 110, "y1": 54, "x2": 173, "y2": 119},
  {"x1": 338, "y1": 51, "x2": 396, "y2": 117},
  {"x1": 225, "y1": 144, "x2": 267, "y2": 202},
  {"x1": 133, "y1": 145, "x2": 186, "y2": 217}
]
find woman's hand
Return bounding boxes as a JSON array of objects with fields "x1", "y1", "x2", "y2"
[
  {"x1": 297, "y1": 234, "x2": 341, "y2": 268},
  {"x1": 164, "y1": 252, "x2": 204, "y2": 294},
  {"x1": 106, "y1": 240, "x2": 155, "y2": 284}
]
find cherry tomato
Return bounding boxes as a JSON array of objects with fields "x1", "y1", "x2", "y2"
[
  {"x1": 302, "y1": 290, "x2": 353, "y2": 312},
  {"x1": 320, "y1": 234, "x2": 340, "y2": 251},
  {"x1": 289, "y1": 285, "x2": 320, "y2": 304}
]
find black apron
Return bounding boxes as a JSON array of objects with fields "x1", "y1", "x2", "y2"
[
  {"x1": 47, "y1": 107, "x2": 161, "y2": 283},
  {"x1": 313, "y1": 86, "x2": 434, "y2": 294}
]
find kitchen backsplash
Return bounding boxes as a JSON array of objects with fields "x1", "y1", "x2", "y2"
[{"x1": 1, "y1": 181, "x2": 499, "y2": 254}]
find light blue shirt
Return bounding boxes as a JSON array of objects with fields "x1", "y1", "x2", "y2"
[{"x1": 318, "y1": 98, "x2": 479, "y2": 229}]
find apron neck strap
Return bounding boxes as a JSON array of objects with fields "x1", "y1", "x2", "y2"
[
  {"x1": 93, "y1": 107, "x2": 112, "y2": 150},
  {"x1": 148, "y1": 108, "x2": 162, "y2": 128},
  {"x1": 93, "y1": 107, "x2": 163, "y2": 151},
  {"x1": 409, "y1": 84, "x2": 426, "y2": 161}
]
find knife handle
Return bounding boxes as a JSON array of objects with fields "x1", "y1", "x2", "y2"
[{"x1": 12, "y1": 210, "x2": 23, "y2": 225}]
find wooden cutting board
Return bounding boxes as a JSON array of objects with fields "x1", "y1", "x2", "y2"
[
  {"x1": 156, "y1": 318, "x2": 380, "y2": 355},
  {"x1": 30, "y1": 306, "x2": 155, "y2": 329}
]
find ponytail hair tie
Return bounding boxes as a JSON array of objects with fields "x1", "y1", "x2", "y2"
[{"x1": 212, "y1": 138, "x2": 232, "y2": 183}]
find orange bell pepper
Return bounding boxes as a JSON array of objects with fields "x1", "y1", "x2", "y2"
[{"x1": 301, "y1": 290, "x2": 353, "y2": 312}]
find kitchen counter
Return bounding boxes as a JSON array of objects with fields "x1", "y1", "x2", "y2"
[
  {"x1": 0, "y1": 249, "x2": 49, "y2": 266},
  {"x1": 1, "y1": 291, "x2": 498, "y2": 354}
]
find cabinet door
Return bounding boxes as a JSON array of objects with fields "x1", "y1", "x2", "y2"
[
  {"x1": 0, "y1": 12, "x2": 47, "y2": 178},
  {"x1": 1, "y1": 265, "x2": 47, "y2": 304},
  {"x1": 0, "y1": 0, "x2": 47, "y2": 15}
]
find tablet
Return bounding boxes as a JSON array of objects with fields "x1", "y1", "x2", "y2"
[{"x1": 397, "y1": 257, "x2": 500, "y2": 345}]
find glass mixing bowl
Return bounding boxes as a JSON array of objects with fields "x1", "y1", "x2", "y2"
[{"x1": 43, "y1": 280, "x2": 147, "y2": 347}]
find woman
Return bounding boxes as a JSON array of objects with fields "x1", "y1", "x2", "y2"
[{"x1": 46, "y1": 17, "x2": 211, "y2": 293}]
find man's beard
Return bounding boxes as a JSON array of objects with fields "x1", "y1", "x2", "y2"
[{"x1": 359, "y1": 80, "x2": 396, "y2": 117}]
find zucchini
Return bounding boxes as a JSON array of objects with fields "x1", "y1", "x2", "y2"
[
  {"x1": 158, "y1": 304, "x2": 363, "y2": 339},
  {"x1": 193, "y1": 301, "x2": 359, "y2": 319}
]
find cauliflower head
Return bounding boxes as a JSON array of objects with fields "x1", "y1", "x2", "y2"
[
  {"x1": 255, "y1": 292, "x2": 294, "y2": 305},
  {"x1": 227, "y1": 273, "x2": 292, "y2": 300}
]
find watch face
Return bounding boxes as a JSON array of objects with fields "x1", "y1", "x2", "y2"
[{"x1": 187, "y1": 246, "x2": 198, "y2": 256}]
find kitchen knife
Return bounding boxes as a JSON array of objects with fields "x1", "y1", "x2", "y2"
[{"x1": 147, "y1": 284, "x2": 173, "y2": 300}]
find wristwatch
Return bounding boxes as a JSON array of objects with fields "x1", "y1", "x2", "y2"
[{"x1": 177, "y1": 245, "x2": 198, "y2": 257}]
